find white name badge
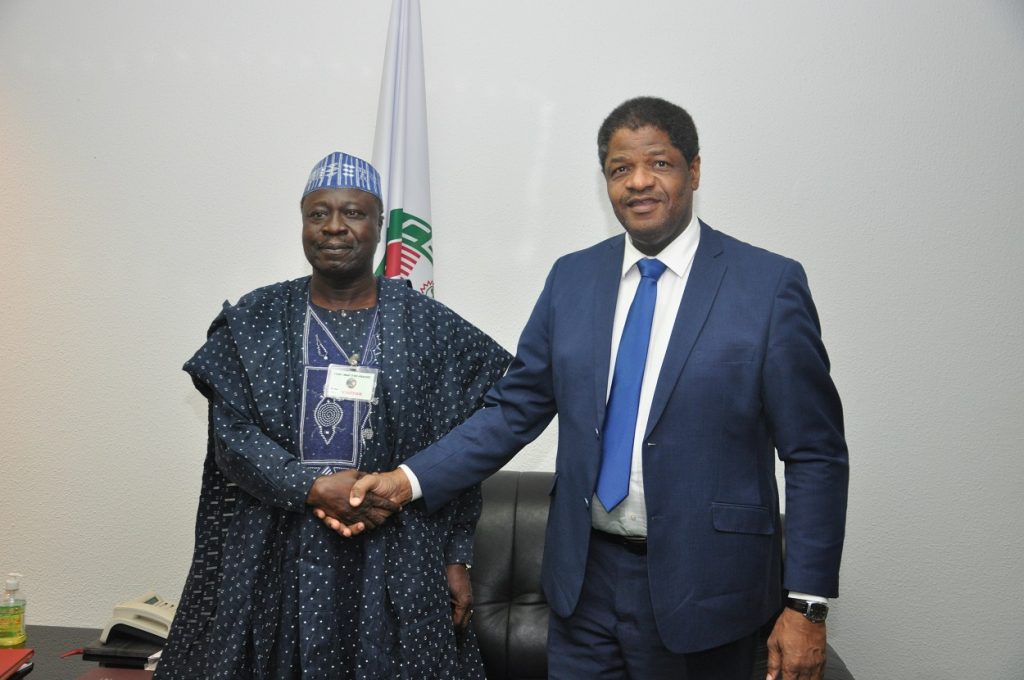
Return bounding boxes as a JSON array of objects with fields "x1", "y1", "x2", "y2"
[{"x1": 325, "y1": 364, "x2": 378, "y2": 402}]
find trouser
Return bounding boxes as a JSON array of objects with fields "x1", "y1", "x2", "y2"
[{"x1": 547, "y1": 529, "x2": 758, "y2": 680}]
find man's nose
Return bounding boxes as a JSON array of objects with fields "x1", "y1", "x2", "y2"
[
  {"x1": 323, "y1": 212, "x2": 348, "y2": 233},
  {"x1": 626, "y1": 166, "x2": 654, "y2": 190}
]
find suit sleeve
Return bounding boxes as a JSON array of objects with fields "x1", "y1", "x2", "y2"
[
  {"x1": 407, "y1": 265, "x2": 561, "y2": 514},
  {"x1": 762, "y1": 260, "x2": 849, "y2": 597}
]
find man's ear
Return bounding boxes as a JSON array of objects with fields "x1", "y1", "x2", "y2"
[{"x1": 690, "y1": 155, "x2": 701, "y2": 190}]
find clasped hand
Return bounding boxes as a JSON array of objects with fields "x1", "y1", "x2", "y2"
[
  {"x1": 309, "y1": 468, "x2": 412, "y2": 537},
  {"x1": 307, "y1": 469, "x2": 401, "y2": 535},
  {"x1": 309, "y1": 471, "x2": 474, "y2": 634}
]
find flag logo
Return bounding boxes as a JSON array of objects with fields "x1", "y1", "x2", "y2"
[{"x1": 383, "y1": 210, "x2": 434, "y2": 295}]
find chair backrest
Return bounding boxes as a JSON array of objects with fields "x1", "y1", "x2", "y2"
[{"x1": 470, "y1": 470, "x2": 551, "y2": 680}]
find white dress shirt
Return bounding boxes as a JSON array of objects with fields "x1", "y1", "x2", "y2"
[{"x1": 590, "y1": 215, "x2": 700, "y2": 536}]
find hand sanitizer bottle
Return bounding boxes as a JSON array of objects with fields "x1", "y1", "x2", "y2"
[{"x1": 0, "y1": 573, "x2": 27, "y2": 646}]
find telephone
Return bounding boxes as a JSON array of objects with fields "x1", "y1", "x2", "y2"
[{"x1": 100, "y1": 592, "x2": 177, "y2": 645}]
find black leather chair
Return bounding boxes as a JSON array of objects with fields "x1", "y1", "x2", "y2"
[{"x1": 470, "y1": 470, "x2": 854, "y2": 680}]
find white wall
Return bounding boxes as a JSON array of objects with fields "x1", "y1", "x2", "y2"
[{"x1": 2, "y1": 1, "x2": 1022, "y2": 677}]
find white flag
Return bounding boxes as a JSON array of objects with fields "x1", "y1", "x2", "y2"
[{"x1": 372, "y1": 0, "x2": 434, "y2": 297}]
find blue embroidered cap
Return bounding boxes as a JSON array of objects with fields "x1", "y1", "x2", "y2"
[{"x1": 302, "y1": 151, "x2": 383, "y2": 202}]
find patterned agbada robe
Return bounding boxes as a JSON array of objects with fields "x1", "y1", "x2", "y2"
[{"x1": 157, "y1": 277, "x2": 511, "y2": 680}]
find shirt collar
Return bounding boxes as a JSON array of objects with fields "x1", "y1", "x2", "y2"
[{"x1": 620, "y1": 214, "x2": 701, "y2": 279}]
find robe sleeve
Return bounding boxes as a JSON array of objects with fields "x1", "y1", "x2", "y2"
[
  {"x1": 185, "y1": 317, "x2": 318, "y2": 512},
  {"x1": 444, "y1": 487, "x2": 482, "y2": 565},
  {"x1": 435, "y1": 308, "x2": 512, "y2": 565}
]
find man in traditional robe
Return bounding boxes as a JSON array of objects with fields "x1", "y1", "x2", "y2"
[{"x1": 157, "y1": 152, "x2": 511, "y2": 679}]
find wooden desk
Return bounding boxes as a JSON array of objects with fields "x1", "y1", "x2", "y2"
[{"x1": 17, "y1": 625, "x2": 99, "y2": 679}]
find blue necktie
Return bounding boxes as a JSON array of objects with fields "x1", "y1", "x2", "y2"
[{"x1": 596, "y1": 257, "x2": 667, "y2": 512}]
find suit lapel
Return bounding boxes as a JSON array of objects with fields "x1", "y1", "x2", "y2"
[
  {"x1": 592, "y1": 236, "x2": 625, "y2": 431},
  {"x1": 645, "y1": 222, "x2": 727, "y2": 437}
]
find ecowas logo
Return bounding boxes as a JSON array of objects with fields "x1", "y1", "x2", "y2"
[{"x1": 383, "y1": 210, "x2": 434, "y2": 296}]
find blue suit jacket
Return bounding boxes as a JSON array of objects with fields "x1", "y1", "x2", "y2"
[{"x1": 407, "y1": 221, "x2": 848, "y2": 653}]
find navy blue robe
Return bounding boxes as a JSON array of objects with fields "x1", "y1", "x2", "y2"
[{"x1": 157, "y1": 277, "x2": 511, "y2": 680}]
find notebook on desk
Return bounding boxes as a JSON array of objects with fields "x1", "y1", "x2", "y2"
[
  {"x1": 82, "y1": 633, "x2": 161, "y2": 669},
  {"x1": 0, "y1": 648, "x2": 34, "y2": 680}
]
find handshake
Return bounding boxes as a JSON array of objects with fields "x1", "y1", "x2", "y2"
[
  {"x1": 306, "y1": 468, "x2": 414, "y2": 537},
  {"x1": 305, "y1": 467, "x2": 477, "y2": 636}
]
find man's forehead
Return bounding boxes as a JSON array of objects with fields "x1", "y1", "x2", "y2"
[
  {"x1": 302, "y1": 187, "x2": 379, "y2": 206},
  {"x1": 606, "y1": 127, "x2": 678, "y2": 157}
]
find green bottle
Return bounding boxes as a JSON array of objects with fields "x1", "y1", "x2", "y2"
[{"x1": 0, "y1": 573, "x2": 26, "y2": 646}]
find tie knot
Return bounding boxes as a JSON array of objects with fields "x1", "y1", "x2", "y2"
[{"x1": 637, "y1": 258, "x2": 667, "y2": 281}]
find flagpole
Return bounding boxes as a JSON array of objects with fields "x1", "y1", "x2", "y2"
[{"x1": 372, "y1": 0, "x2": 435, "y2": 297}]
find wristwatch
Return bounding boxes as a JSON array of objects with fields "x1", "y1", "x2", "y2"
[{"x1": 785, "y1": 597, "x2": 829, "y2": 623}]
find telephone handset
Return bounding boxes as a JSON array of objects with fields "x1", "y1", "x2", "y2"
[{"x1": 100, "y1": 592, "x2": 177, "y2": 645}]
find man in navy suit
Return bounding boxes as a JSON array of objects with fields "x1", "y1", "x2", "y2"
[{"x1": 337, "y1": 97, "x2": 848, "y2": 680}]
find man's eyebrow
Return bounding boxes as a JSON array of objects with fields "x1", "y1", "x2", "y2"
[{"x1": 606, "y1": 146, "x2": 672, "y2": 164}]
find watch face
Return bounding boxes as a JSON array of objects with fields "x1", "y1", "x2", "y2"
[{"x1": 806, "y1": 602, "x2": 828, "y2": 623}]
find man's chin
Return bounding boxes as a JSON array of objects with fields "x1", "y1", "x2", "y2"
[
  {"x1": 630, "y1": 227, "x2": 691, "y2": 255},
  {"x1": 623, "y1": 221, "x2": 666, "y2": 241},
  {"x1": 312, "y1": 261, "x2": 363, "y2": 280}
]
